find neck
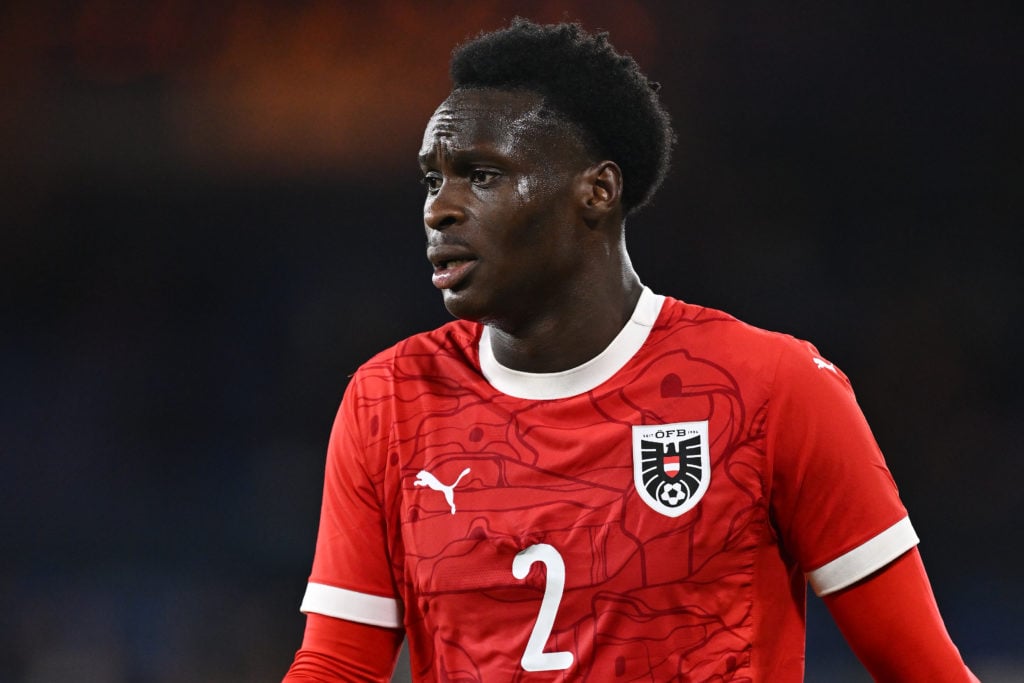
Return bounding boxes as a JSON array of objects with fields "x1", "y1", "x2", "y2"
[{"x1": 487, "y1": 250, "x2": 643, "y2": 373}]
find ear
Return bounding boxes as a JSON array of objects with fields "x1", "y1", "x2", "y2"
[{"x1": 579, "y1": 161, "x2": 623, "y2": 224}]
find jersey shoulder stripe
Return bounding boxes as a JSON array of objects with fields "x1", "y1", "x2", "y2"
[
  {"x1": 300, "y1": 582, "x2": 402, "y2": 628},
  {"x1": 806, "y1": 517, "x2": 919, "y2": 596}
]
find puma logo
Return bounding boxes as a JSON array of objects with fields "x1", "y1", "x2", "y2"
[
  {"x1": 813, "y1": 357, "x2": 837, "y2": 373},
  {"x1": 414, "y1": 467, "x2": 471, "y2": 515}
]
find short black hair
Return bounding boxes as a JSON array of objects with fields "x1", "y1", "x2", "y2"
[{"x1": 450, "y1": 18, "x2": 675, "y2": 215}]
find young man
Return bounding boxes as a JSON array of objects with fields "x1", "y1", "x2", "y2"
[{"x1": 283, "y1": 20, "x2": 976, "y2": 682}]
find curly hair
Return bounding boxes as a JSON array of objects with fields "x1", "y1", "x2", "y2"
[{"x1": 450, "y1": 18, "x2": 675, "y2": 214}]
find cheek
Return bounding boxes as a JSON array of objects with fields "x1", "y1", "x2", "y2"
[
  {"x1": 485, "y1": 176, "x2": 580, "y2": 265},
  {"x1": 512, "y1": 173, "x2": 569, "y2": 206},
  {"x1": 507, "y1": 207, "x2": 581, "y2": 270}
]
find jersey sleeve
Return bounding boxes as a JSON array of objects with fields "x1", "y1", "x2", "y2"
[
  {"x1": 299, "y1": 366, "x2": 402, "y2": 628},
  {"x1": 765, "y1": 339, "x2": 919, "y2": 596}
]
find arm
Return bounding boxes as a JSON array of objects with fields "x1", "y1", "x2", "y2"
[
  {"x1": 823, "y1": 547, "x2": 978, "y2": 682},
  {"x1": 284, "y1": 370, "x2": 404, "y2": 681},
  {"x1": 282, "y1": 613, "x2": 404, "y2": 683},
  {"x1": 763, "y1": 342, "x2": 975, "y2": 680}
]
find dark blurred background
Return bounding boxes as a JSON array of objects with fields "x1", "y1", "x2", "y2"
[{"x1": 1, "y1": 2, "x2": 1020, "y2": 681}]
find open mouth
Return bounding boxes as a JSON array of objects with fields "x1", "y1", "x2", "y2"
[
  {"x1": 437, "y1": 258, "x2": 473, "y2": 270},
  {"x1": 431, "y1": 258, "x2": 477, "y2": 290}
]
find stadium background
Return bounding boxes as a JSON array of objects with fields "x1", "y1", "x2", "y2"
[{"x1": 2, "y1": 2, "x2": 1020, "y2": 681}]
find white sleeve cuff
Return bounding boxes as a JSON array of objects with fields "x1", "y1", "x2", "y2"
[
  {"x1": 806, "y1": 517, "x2": 920, "y2": 596},
  {"x1": 299, "y1": 582, "x2": 402, "y2": 628}
]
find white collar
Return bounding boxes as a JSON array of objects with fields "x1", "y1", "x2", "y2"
[{"x1": 479, "y1": 287, "x2": 665, "y2": 400}]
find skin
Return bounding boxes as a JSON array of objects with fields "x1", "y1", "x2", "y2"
[{"x1": 418, "y1": 88, "x2": 643, "y2": 373}]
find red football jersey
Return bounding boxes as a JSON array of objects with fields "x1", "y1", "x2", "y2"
[{"x1": 300, "y1": 289, "x2": 918, "y2": 681}]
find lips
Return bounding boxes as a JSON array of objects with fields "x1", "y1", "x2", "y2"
[{"x1": 427, "y1": 245, "x2": 478, "y2": 290}]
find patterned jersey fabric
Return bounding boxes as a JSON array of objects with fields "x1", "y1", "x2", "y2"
[{"x1": 299, "y1": 288, "x2": 917, "y2": 681}]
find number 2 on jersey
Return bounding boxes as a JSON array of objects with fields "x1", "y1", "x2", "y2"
[{"x1": 512, "y1": 543, "x2": 574, "y2": 672}]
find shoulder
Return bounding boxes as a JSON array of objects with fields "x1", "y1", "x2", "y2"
[
  {"x1": 656, "y1": 295, "x2": 788, "y2": 342},
  {"x1": 333, "y1": 319, "x2": 483, "y2": 440},
  {"x1": 350, "y1": 318, "x2": 483, "y2": 387},
  {"x1": 653, "y1": 294, "x2": 826, "y2": 378}
]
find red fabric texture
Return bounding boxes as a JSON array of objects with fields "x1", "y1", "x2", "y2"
[
  {"x1": 824, "y1": 547, "x2": 978, "y2": 682},
  {"x1": 282, "y1": 613, "x2": 402, "y2": 683}
]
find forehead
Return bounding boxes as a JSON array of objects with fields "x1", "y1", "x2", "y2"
[{"x1": 419, "y1": 88, "x2": 580, "y2": 164}]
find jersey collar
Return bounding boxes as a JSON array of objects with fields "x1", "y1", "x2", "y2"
[{"x1": 478, "y1": 287, "x2": 665, "y2": 400}]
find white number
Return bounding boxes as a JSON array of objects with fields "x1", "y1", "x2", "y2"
[{"x1": 512, "y1": 543, "x2": 574, "y2": 672}]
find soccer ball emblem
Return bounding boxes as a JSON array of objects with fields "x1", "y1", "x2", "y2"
[{"x1": 659, "y1": 482, "x2": 686, "y2": 505}]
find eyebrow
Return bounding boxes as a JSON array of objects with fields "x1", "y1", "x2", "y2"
[{"x1": 418, "y1": 145, "x2": 508, "y2": 169}]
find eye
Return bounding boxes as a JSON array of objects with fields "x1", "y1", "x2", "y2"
[
  {"x1": 470, "y1": 169, "x2": 500, "y2": 186},
  {"x1": 420, "y1": 172, "x2": 442, "y2": 194}
]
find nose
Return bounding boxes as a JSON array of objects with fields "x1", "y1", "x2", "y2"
[{"x1": 423, "y1": 180, "x2": 466, "y2": 231}]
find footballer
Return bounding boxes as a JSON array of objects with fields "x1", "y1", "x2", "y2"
[{"x1": 282, "y1": 19, "x2": 977, "y2": 682}]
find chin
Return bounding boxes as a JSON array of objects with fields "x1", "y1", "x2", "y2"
[{"x1": 441, "y1": 289, "x2": 487, "y2": 322}]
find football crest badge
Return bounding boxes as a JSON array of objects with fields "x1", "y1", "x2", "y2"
[{"x1": 632, "y1": 420, "x2": 710, "y2": 517}]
